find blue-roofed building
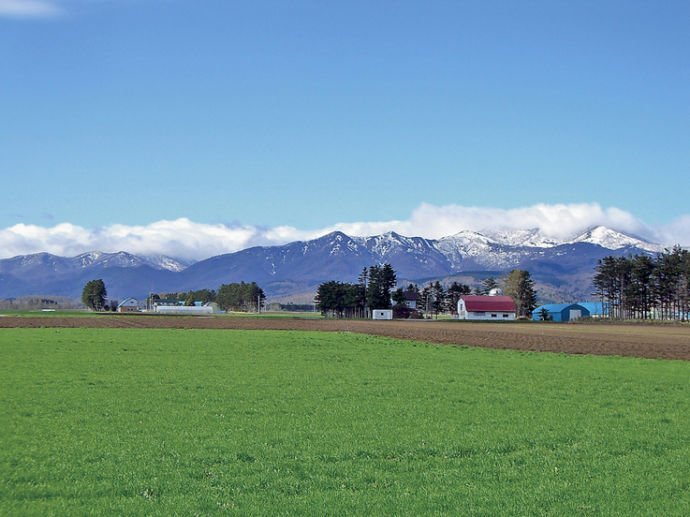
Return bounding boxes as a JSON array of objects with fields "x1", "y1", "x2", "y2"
[
  {"x1": 532, "y1": 303, "x2": 590, "y2": 322},
  {"x1": 117, "y1": 297, "x2": 139, "y2": 313},
  {"x1": 578, "y1": 301, "x2": 608, "y2": 317}
]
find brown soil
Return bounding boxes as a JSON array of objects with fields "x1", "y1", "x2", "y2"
[{"x1": 1, "y1": 315, "x2": 689, "y2": 361}]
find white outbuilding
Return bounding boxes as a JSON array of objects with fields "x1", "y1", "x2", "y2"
[{"x1": 372, "y1": 309, "x2": 393, "y2": 320}]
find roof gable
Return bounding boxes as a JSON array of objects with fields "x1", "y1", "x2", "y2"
[
  {"x1": 460, "y1": 295, "x2": 516, "y2": 312},
  {"x1": 534, "y1": 303, "x2": 589, "y2": 314}
]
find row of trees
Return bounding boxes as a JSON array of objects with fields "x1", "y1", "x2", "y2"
[
  {"x1": 82, "y1": 280, "x2": 265, "y2": 312},
  {"x1": 593, "y1": 247, "x2": 690, "y2": 320},
  {"x1": 315, "y1": 264, "x2": 397, "y2": 318},
  {"x1": 153, "y1": 283, "x2": 266, "y2": 312},
  {"x1": 0, "y1": 296, "x2": 84, "y2": 311},
  {"x1": 316, "y1": 265, "x2": 537, "y2": 319},
  {"x1": 154, "y1": 289, "x2": 217, "y2": 306},
  {"x1": 216, "y1": 282, "x2": 265, "y2": 312},
  {"x1": 395, "y1": 281, "x2": 471, "y2": 318}
]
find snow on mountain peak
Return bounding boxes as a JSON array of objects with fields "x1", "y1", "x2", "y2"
[
  {"x1": 481, "y1": 228, "x2": 561, "y2": 248},
  {"x1": 141, "y1": 255, "x2": 191, "y2": 272},
  {"x1": 444, "y1": 230, "x2": 494, "y2": 245},
  {"x1": 568, "y1": 226, "x2": 662, "y2": 252}
]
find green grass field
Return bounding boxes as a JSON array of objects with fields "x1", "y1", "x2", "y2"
[{"x1": 1, "y1": 329, "x2": 688, "y2": 515}]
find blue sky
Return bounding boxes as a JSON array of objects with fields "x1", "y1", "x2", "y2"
[{"x1": 1, "y1": 0, "x2": 689, "y2": 258}]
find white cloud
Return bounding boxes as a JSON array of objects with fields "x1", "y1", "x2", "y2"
[
  {"x1": 655, "y1": 215, "x2": 690, "y2": 250},
  {"x1": 0, "y1": 203, "x2": 687, "y2": 261},
  {"x1": 0, "y1": 0, "x2": 62, "y2": 17}
]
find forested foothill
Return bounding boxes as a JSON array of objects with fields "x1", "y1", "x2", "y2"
[{"x1": 594, "y1": 246, "x2": 690, "y2": 321}]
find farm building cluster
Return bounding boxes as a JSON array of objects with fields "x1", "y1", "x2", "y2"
[
  {"x1": 370, "y1": 288, "x2": 606, "y2": 322},
  {"x1": 111, "y1": 297, "x2": 219, "y2": 314},
  {"x1": 150, "y1": 298, "x2": 217, "y2": 314}
]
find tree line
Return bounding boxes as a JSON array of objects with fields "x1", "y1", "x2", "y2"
[
  {"x1": 593, "y1": 246, "x2": 690, "y2": 320},
  {"x1": 315, "y1": 265, "x2": 537, "y2": 319},
  {"x1": 82, "y1": 280, "x2": 265, "y2": 312},
  {"x1": 154, "y1": 283, "x2": 266, "y2": 312},
  {"x1": 153, "y1": 289, "x2": 217, "y2": 306},
  {"x1": 315, "y1": 264, "x2": 397, "y2": 318},
  {"x1": 216, "y1": 282, "x2": 265, "y2": 312}
]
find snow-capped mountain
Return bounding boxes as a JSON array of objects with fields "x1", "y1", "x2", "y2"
[
  {"x1": 567, "y1": 226, "x2": 663, "y2": 252},
  {"x1": 480, "y1": 228, "x2": 561, "y2": 248},
  {"x1": 0, "y1": 226, "x2": 665, "y2": 301},
  {"x1": 139, "y1": 254, "x2": 193, "y2": 272},
  {"x1": 73, "y1": 251, "x2": 190, "y2": 272}
]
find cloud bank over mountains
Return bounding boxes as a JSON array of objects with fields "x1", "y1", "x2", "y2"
[{"x1": 1, "y1": 203, "x2": 687, "y2": 261}]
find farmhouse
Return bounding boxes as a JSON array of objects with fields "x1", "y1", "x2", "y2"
[
  {"x1": 457, "y1": 295, "x2": 516, "y2": 321},
  {"x1": 532, "y1": 303, "x2": 590, "y2": 322},
  {"x1": 117, "y1": 298, "x2": 139, "y2": 313},
  {"x1": 402, "y1": 290, "x2": 419, "y2": 309}
]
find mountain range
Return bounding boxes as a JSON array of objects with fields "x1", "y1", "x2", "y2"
[{"x1": 0, "y1": 226, "x2": 666, "y2": 304}]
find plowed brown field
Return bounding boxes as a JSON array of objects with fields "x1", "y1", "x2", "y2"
[{"x1": 2, "y1": 315, "x2": 689, "y2": 360}]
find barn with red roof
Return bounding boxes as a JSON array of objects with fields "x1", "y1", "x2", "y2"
[{"x1": 457, "y1": 295, "x2": 516, "y2": 321}]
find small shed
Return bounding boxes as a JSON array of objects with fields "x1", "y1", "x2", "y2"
[
  {"x1": 457, "y1": 296, "x2": 516, "y2": 321},
  {"x1": 117, "y1": 298, "x2": 139, "y2": 313},
  {"x1": 532, "y1": 303, "x2": 590, "y2": 322},
  {"x1": 372, "y1": 309, "x2": 393, "y2": 320}
]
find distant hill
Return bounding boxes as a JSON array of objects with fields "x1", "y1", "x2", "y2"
[{"x1": 0, "y1": 226, "x2": 664, "y2": 303}]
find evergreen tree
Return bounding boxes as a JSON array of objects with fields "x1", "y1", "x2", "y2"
[
  {"x1": 538, "y1": 307, "x2": 551, "y2": 321},
  {"x1": 431, "y1": 281, "x2": 445, "y2": 318},
  {"x1": 392, "y1": 287, "x2": 406, "y2": 306},
  {"x1": 366, "y1": 264, "x2": 396, "y2": 309},
  {"x1": 357, "y1": 267, "x2": 369, "y2": 317},
  {"x1": 82, "y1": 279, "x2": 107, "y2": 311},
  {"x1": 421, "y1": 283, "x2": 433, "y2": 318},
  {"x1": 446, "y1": 281, "x2": 471, "y2": 314},
  {"x1": 481, "y1": 276, "x2": 499, "y2": 295}
]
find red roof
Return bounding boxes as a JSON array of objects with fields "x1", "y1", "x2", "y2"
[{"x1": 460, "y1": 295, "x2": 516, "y2": 312}]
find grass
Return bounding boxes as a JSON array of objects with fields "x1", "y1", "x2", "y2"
[{"x1": 0, "y1": 329, "x2": 688, "y2": 516}]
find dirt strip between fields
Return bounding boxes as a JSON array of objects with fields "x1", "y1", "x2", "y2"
[{"x1": 1, "y1": 316, "x2": 689, "y2": 360}]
